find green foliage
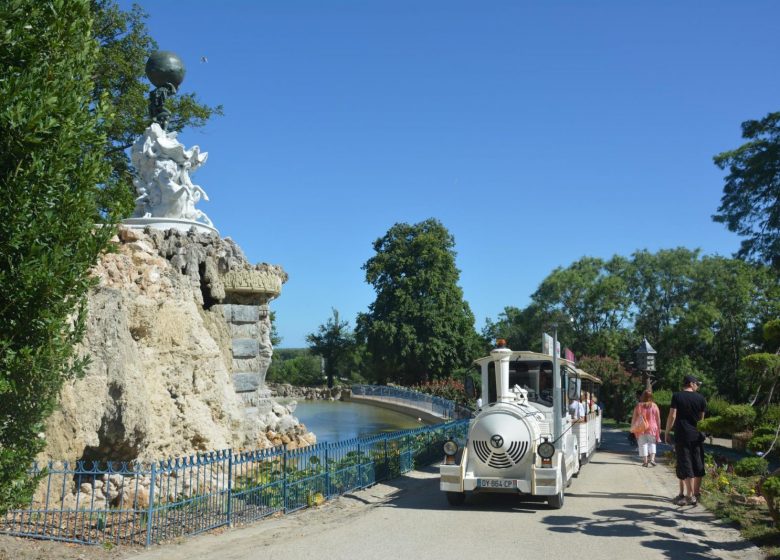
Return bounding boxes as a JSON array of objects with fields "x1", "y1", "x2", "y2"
[
  {"x1": 659, "y1": 356, "x2": 709, "y2": 395},
  {"x1": 698, "y1": 416, "x2": 726, "y2": 436},
  {"x1": 741, "y1": 353, "x2": 780, "y2": 406},
  {"x1": 765, "y1": 319, "x2": 780, "y2": 352},
  {"x1": 269, "y1": 311, "x2": 282, "y2": 347},
  {"x1": 713, "y1": 111, "x2": 780, "y2": 269},
  {"x1": 0, "y1": 0, "x2": 114, "y2": 514},
  {"x1": 411, "y1": 378, "x2": 469, "y2": 405},
  {"x1": 760, "y1": 405, "x2": 780, "y2": 427},
  {"x1": 653, "y1": 389, "x2": 673, "y2": 428},
  {"x1": 707, "y1": 395, "x2": 731, "y2": 418},
  {"x1": 482, "y1": 304, "x2": 545, "y2": 353},
  {"x1": 578, "y1": 356, "x2": 640, "y2": 422},
  {"x1": 735, "y1": 457, "x2": 769, "y2": 477},
  {"x1": 90, "y1": 0, "x2": 223, "y2": 218},
  {"x1": 266, "y1": 350, "x2": 323, "y2": 386},
  {"x1": 626, "y1": 248, "x2": 700, "y2": 348},
  {"x1": 306, "y1": 309, "x2": 357, "y2": 389},
  {"x1": 721, "y1": 404, "x2": 758, "y2": 433},
  {"x1": 356, "y1": 219, "x2": 482, "y2": 385},
  {"x1": 486, "y1": 247, "x2": 778, "y2": 402},
  {"x1": 748, "y1": 434, "x2": 779, "y2": 458},
  {"x1": 763, "y1": 474, "x2": 780, "y2": 500},
  {"x1": 531, "y1": 256, "x2": 632, "y2": 356},
  {"x1": 702, "y1": 468, "x2": 780, "y2": 552},
  {"x1": 753, "y1": 425, "x2": 778, "y2": 438}
]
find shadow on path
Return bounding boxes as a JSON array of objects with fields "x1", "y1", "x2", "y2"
[{"x1": 370, "y1": 428, "x2": 759, "y2": 559}]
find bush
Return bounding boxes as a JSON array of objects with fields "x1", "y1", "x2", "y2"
[
  {"x1": 0, "y1": 0, "x2": 114, "y2": 514},
  {"x1": 698, "y1": 416, "x2": 726, "y2": 437},
  {"x1": 754, "y1": 425, "x2": 779, "y2": 438},
  {"x1": 412, "y1": 377, "x2": 469, "y2": 404},
  {"x1": 747, "y1": 434, "x2": 779, "y2": 457},
  {"x1": 721, "y1": 404, "x2": 757, "y2": 433},
  {"x1": 707, "y1": 395, "x2": 731, "y2": 418},
  {"x1": 266, "y1": 352, "x2": 323, "y2": 386},
  {"x1": 653, "y1": 390, "x2": 672, "y2": 426},
  {"x1": 759, "y1": 404, "x2": 780, "y2": 427},
  {"x1": 734, "y1": 456, "x2": 769, "y2": 477}
]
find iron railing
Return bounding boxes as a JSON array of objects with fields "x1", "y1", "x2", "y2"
[
  {"x1": 1, "y1": 419, "x2": 469, "y2": 547},
  {"x1": 350, "y1": 384, "x2": 473, "y2": 419}
]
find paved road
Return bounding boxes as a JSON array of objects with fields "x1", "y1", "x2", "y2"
[{"x1": 127, "y1": 429, "x2": 764, "y2": 560}]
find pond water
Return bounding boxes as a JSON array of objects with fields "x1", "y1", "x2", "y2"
[{"x1": 288, "y1": 400, "x2": 423, "y2": 444}]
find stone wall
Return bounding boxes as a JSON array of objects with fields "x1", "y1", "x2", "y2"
[{"x1": 268, "y1": 383, "x2": 350, "y2": 401}]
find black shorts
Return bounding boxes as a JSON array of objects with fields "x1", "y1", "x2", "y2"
[{"x1": 675, "y1": 440, "x2": 705, "y2": 479}]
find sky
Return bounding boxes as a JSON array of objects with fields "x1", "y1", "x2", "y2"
[{"x1": 119, "y1": 1, "x2": 779, "y2": 348}]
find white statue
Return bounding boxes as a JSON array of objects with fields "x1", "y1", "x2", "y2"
[{"x1": 130, "y1": 123, "x2": 213, "y2": 227}]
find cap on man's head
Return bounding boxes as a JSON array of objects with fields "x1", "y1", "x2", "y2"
[{"x1": 683, "y1": 375, "x2": 701, "y2": 386}]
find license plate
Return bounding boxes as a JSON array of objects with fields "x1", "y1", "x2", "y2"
[{"x1": 477, "y1": 479, "x2": 516, "y2": 489}]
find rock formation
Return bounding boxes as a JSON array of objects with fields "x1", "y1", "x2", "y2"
[{"x1": 42, "y1": 226, "x2": 315, "y2": 467}]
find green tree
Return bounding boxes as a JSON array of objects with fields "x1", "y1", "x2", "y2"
[
  {"x1": 531, "y1": 256, "x2": 632, "y2": 356},
  {"x1": 668, "y1": 256, "x2": 775, "y2": 399},
  {"x1": 266, "y1": 350, "x2": 323, "y2": 386},
  {"x1": 713, "y1": 111, "x2": 780, "y2": 269},
  {"x1": 766, "y1": 319, "x2": 780, "y2": 353},
  {"x1": 269, "y1": 310, "x2": 282, "y2": 347},
  {"x1": 90, "y1": 0, "x2": 223, "y2": 217},
  {"x1": 625, "y1": 248, "x2": 699, "y2": 347},
  {"x1": 307, "y1": 309, "x2": 355, "y2": 388},
  {"x1": 578, "y1": 356, "x2": 640, "y2": 422},
  {"x1": 482, "y1": 304, "x2": 544, "y2": 353},
  {"x1": 0, "y1": 0, "x2": 114, "y2": 513},
  {"x1": 356, "y1": 219, "x2": 481, "y2": 385}
]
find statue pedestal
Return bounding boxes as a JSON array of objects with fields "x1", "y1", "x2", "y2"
[{"x1": 122, "y1": 217, "x2": 219, "y2": 236}]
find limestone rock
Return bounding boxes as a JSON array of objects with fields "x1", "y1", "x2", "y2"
[{"x1": 42, "y1": 227, "x2": 311, "y2": 474}]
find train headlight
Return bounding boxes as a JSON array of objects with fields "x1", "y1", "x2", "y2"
[
  {"x1": 537, "y1": 441, "x2": 555, "y2": 459},
  {"x1": 443, "y1": 440, "x2": 459, "y2": 456}
]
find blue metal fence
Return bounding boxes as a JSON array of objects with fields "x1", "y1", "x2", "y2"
[
  {"x1": 0, "y1": 419, "x2": 469, "y2": 547},
  {"x1": 350, "y1": 384, "x2": 473, "y2": 419}
]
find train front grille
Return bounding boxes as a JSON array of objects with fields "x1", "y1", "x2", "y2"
[{"x1": 472, "y1": 440, "x2": 529, "y2": 469}]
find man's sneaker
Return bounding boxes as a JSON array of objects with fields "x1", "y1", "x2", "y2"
[
  {"x1": 649, "y1": 461, "x2": 657, "y2": 467},
  {"x1": 672, "y1": 494, "x2": 686, "y2": 506},
  {"x1": 686, "y1": 495, "x2": 698, "y2": 506}
]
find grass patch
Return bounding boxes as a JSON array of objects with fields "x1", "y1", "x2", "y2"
[{"x1": 602, "y1": 417, "x2": 630, "y2": 430}]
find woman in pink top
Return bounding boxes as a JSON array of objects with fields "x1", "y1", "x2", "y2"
[{"x1": 631, "y1": 390, "x2": 662, "y2": 466}]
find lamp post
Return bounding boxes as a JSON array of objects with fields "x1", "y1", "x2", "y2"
[{"x1": 635, "y1": 337, "x2": 657, "y2": 391}]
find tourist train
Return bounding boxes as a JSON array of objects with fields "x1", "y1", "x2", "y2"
[{"x1": 440, "y1": 337, "x2": 602, "y2": 508}]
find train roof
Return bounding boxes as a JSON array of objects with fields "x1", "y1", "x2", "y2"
[
  {"x1": 473, "y1": 350, "x2": 576, "y2": 368},
  {"x1": 473, "y1": 351, "x2": 601, "y2": 382},
  {"x1": 576, "y1": 368, "x2": 603, "y2": 384}
]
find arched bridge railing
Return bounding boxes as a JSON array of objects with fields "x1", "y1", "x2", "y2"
[{"x1": 350, "y1": 385, "x2": 473, "y2": 420}]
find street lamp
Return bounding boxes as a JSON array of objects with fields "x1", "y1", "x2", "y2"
[{"x1": 635, "y1": 337, "x2": 657, "y2": 390}]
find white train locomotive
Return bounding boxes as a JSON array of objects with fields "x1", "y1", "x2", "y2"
[{"x1": 440, "y1": 338, "x2": 601, "y2": 509}]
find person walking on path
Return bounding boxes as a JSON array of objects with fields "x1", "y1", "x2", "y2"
[
  {"x1": 664, "y1": 374, "x2": 707, "y2": 506},
  {"x1": 631, "y1": 389, "x2": 661, "y2": 467}
]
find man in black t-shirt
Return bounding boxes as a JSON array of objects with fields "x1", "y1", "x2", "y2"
[{"x1": 664, "y1": 375, "x2": 707, "y2": 506}]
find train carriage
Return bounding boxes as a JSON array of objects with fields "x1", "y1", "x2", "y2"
[
  {"x1": 572, "y1": 369, "x2": 602, "y2": 464},
  {"x1": 440, "y1": 338, "x2": 601, "y2": 509}
]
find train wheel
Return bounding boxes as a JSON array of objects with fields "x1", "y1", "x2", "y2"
[
  {"x1": 446, "y1": 492, "x2": 466, "y2": 506},
  {"x1": 547, "y1": 489, "x2": 565, "y2": 509}
]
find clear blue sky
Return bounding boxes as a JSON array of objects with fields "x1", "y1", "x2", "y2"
[{"x1": 120, "y1": 1, "x2": 779, "y2": 347}]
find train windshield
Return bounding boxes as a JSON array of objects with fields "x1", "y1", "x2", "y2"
[{"x1": 508, "y1": 360, "x2": 554, "y2": 406}]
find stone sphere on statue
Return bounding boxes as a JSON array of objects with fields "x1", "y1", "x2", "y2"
[{"x1": 145, "y1": 51, "x2": 186, "y2": 89}]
